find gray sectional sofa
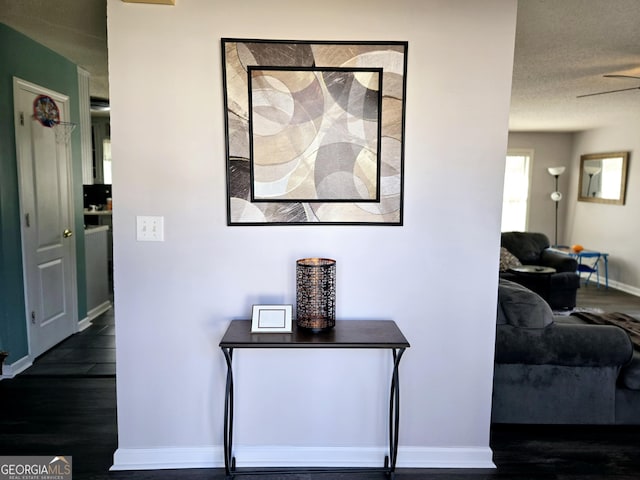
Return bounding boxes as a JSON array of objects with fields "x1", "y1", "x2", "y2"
[{"x1": 492, "y1": 279, "x2": 640, "y2": 424}]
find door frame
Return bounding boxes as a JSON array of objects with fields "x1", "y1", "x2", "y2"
[{"x1": 13, "y1": 76, "x2": 79, "y2": 362}]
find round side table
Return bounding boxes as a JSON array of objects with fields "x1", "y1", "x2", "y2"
[{"x1": 507, "y1": 265, "x2": 557, "y2": 304}]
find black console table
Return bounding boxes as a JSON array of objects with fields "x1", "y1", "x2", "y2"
[{"x1": 219, "y1": 320, "x2": 410, "y2": 479}]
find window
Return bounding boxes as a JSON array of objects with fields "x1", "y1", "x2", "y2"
[
  {"x1": 102, "y1": 138, "x2": 112, "y2": 185},
  {"x1": 501, "y1": 150, "x2": 532, "y2": 232},
  {"x1": 600, "y1": 158, "x2": 623, "y2": 199}
]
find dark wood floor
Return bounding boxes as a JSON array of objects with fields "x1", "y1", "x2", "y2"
[
  {"x1": 1, "y1": 286, "x2": 640, "y2": 479},
  {"x1": 19, "y1": 308, "x2": 116, "y2": 377},
  {"x1": 574, "y1": 282, "x2": 640, "y2": 318}
]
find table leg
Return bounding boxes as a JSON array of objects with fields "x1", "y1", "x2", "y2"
[
  {"x1": 222, "y1": 347, "x2": 234, "y2": 479},
  {"x1": 388, "y1": 348, "x2": 406, "y2": 475},
  {"x1": 604, "y1": 255, "x2": 609, "y2": 289},
  {"x1": 220, "y1": 344, "x2": 407, "y2": 478}
]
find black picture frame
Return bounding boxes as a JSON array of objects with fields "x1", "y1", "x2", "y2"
[{"x1": 222, "y1": 38, "x2": 408, "y2": 226}]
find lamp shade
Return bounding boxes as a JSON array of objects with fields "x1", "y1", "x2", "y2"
[
  {"x1": 584, "y1": 166, "x2": 602, "y2": 176},
  {"x1": 547, "y1": 166, "x2": 566, "y2": 176}
]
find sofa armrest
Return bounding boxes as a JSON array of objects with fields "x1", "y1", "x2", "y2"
[
  {"x1": 495, "y1": 323, "x2": 633, "y2": 367},
  {"x1": 540, "y1": 249, "x2": 578, "y2": 272}
]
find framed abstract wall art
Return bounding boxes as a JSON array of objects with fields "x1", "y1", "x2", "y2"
[{"x1": 222, "y1": 38, "x2": 408, "y2": 225}]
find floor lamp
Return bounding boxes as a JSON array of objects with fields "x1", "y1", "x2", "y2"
[
  {"x1": 548, "y1": 166, "x2": 566, "y2": 246},
  {"x1": 584, "y1": 166, "x2": 602, "y2": 197}
]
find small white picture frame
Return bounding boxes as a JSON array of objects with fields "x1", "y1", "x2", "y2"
[{"x1": 251, "y1": 305, "x2": 293, "y2": 333}]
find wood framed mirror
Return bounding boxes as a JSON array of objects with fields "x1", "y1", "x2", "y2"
[{"x1": 578, "y1": 151, "x2": 629, "y2": 205}]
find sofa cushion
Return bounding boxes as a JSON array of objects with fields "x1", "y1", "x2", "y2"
[
  {"x1": 499, "y1": 247, "x2": 522, "y2": 272},
  {"x1": 497, "y1": 321, "x2": 633, "y2": 366},
  {"x1": 540, "y1": 249, "x2": 579, "y2": 272},
  {"x1": 497, "y1": 279, "x2": 554, "y2": 328},
  {"x1": 619, "y1": 351, "x2": 640, "y2": 390},
  {"x1": 501, "y1": 232, "x2": 550, "y2": 264}
]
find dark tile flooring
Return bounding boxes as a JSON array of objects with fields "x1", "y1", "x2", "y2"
[
  {"x1": 20, "y1": 308, "x2": 116, "y2": 377},
  {"x1": 1, "y1": 288, "x2": 640, "y2": 479}
]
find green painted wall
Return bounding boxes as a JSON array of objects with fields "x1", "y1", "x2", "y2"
[{"x1": 0, "y1": 23, "x2": 87, "y2": 364}]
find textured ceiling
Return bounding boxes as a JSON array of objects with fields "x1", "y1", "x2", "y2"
[
  {"x1": 0, "y1": 0, "x2": 108, "y2": 99},
  {"x1": 510, "y1": 0, "x2": 640, "y2": 131},
  {"x1": 1, "y1": 0, "x2": 639, "y2": 131}
]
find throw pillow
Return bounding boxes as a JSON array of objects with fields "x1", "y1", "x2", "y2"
[
  {"x1": 497, "y1": 279, "x2": 554, "y2": 328},
  {"x1": 499, "y1": 247, "x2": 522, "y2": 272}
]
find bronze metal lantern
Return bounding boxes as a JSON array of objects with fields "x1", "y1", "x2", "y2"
[{"x1": 296, "y1": 258, "x2": 336, "y2": 332}]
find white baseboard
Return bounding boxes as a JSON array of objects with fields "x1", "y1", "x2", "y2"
[
  {"x1": 0, "y1": 354, "x2": 32, "y2": 380},
  {"x1": 78, "y1": 301, "x2": 112, "y2": 333},
  {"x1": 397, "y1": 446, "x2": 495, "y2": 468},
  {"x1": 604, "y1": 279, "x2": 640, "y2": 297},
  {"x1": 111, "y1": 445, "x2": 495, "y2": 471},
  {"x1": 229, "y1": 446, "x2": 387, "y2": 468},
  {"x1": 87, "y1": 301, "x2": 112, "y2": 321},
  {"x1": 111, "y1": 446, "x2": 224, "y2": 470},
  {"x1": 78, "y1": 316, "x2": 92, "y2": 332}
]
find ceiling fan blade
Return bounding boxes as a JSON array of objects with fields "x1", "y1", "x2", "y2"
[
  {"x1": 603, "y1": 74, "x2": 640, "y2": 80},
  {"x1": 577, "y1": 86, "x2": 640, "y2": 98}
]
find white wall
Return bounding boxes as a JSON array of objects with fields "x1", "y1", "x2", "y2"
[
  {"x1": 566, "y1": 117, "x2": 640, "y2": 293},
  {"x1": 108, "y1": 0, "x2": 517, "y2": 470},
  {"x1": 508, "y1": 132, "x2": 574, "y2": 242}
]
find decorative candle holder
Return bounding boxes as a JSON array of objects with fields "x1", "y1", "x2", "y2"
[{"x1": 296, "y1": 258, "x2": 336, "y2": 332}]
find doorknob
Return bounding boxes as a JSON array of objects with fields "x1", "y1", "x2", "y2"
[{"x1": 63, "y1": 229, "x2": 73, "y2": 238}]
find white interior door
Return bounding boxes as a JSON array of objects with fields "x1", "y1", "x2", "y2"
[{"x1": 13, "y1": 78, "x2": 78, "y2": 359}]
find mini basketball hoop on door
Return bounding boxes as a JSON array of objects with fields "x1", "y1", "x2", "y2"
[
  {"x1": 53, "y1": 121, "x2": 77, "y2": 145},
  {"x1": 32, "y1": 94, "x2": 77, "y2": 145}
]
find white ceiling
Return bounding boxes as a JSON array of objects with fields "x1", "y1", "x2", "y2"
[
  {"x1": 1, "y1": 0, "x2": 639, "y2": 132},
  {"x1": 0, "y1": 0, "x2": 108, "y2": 99},
  {"x1": 511, "y1": 0, "x2": 640, "y2": 132}
]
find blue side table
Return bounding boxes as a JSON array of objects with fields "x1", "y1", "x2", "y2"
[{"x1": 549, "y1": 247, "x2": 609, "y2": 288}]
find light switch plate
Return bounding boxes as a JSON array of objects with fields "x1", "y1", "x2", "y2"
[{"x1": 136, "y1": 216, "x2": 164, "y2": 241}]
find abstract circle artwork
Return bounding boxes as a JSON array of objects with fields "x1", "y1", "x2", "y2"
[{"x1": 222, "y1": 39, "x2": 408, "y2": 225}]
